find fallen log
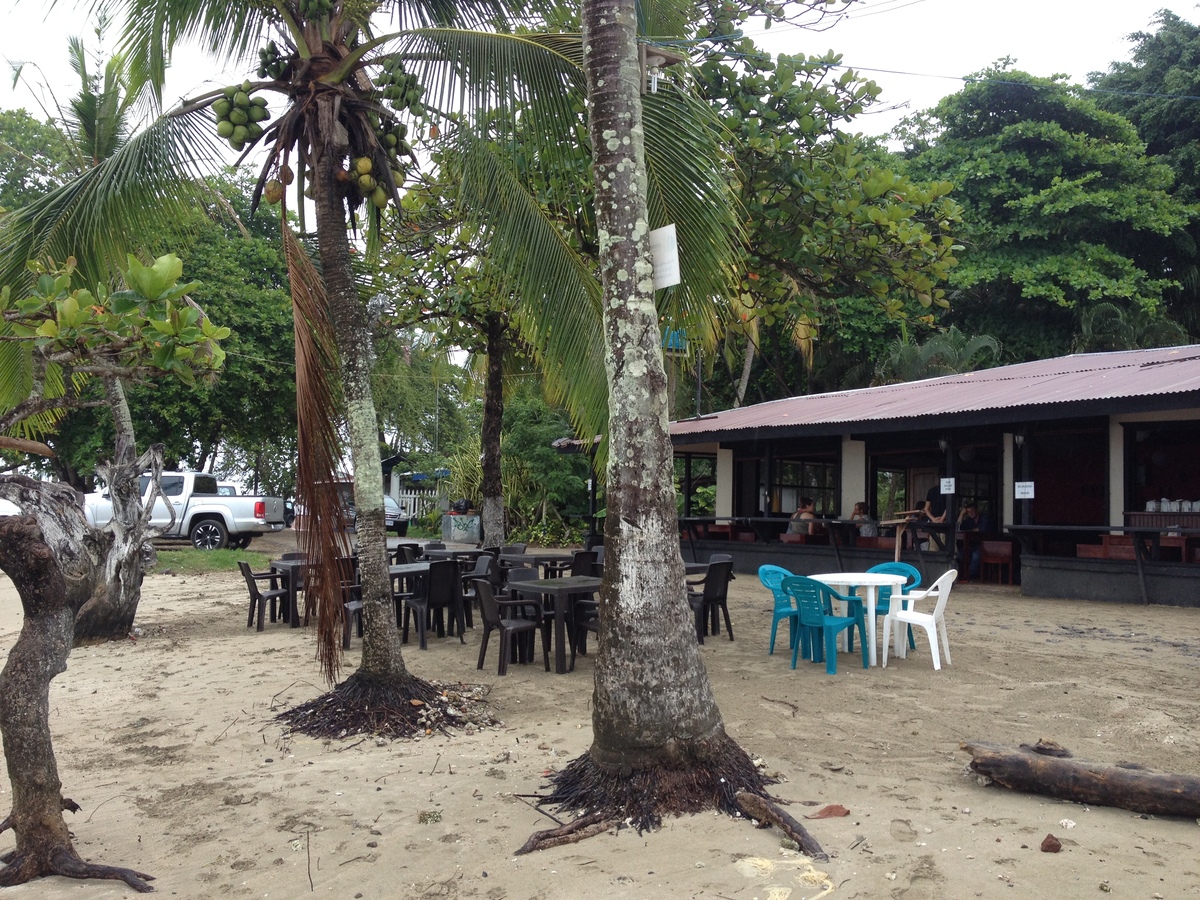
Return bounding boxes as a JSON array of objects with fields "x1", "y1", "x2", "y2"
[{"x1": 962, "y1": 740, "x2": 1200, "y2": 817}]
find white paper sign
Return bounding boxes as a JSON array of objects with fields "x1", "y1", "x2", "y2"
[
  {"x1": 940, "y1": 477, "x2": 956, "y2": 495},
  {"x1": 1015, "y1": 481, "x2": 1035, "y2": 499},
  {"x1": 650, "y1": 224, "x2": 680, "y2": 290}
]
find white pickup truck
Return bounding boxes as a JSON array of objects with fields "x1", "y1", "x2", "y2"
[{"x1": 85, "y1": 471, "x2": 287, "y2": 550}]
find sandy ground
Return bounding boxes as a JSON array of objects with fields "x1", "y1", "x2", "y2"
[{"x1": 1, "y1": 540, "x2": 1198, "y2": 900}]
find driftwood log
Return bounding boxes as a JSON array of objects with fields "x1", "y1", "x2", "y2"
[
  {"x1": 734, "y1": 791, "x2": 829, "y2": 861},
  {"x1": 963, "y1": 740, "x2": 1200, "y2": 817}
]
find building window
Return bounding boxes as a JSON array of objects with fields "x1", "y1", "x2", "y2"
[{"x1": 774, "y1": 460, "x2": 838, "y2": 516}]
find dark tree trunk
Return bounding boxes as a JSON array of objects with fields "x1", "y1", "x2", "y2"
[
  {"x1": 73, "y1": 379, "x2": 155, "y2": 644},
  {"x1": 0, "y1": 475, "x2": 153, "y2": 891},
  {"x1": 479, "y1": 313, "x2": 506, "y2": 545}
]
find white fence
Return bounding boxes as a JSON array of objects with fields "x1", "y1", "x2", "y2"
[{"x1": 393, "y1": 485, "x2": 440, "y2": 521}]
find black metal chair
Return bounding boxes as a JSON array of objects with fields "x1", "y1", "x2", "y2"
[
  {"x1": 402, "y1": 560, "x2": 464, "y2": 650},
  {"x1": 238, "y1": 561, "x2": 288, "y2": 631},
  {"x1": 687, "y1": 559, "x2": 735, "y2": 644},
  {"x1": 473, "y1": 579, "x2": 548, "y2": 675},
  {"x1": 335, "y1": 555, "x2": 363, "y2": 649}
]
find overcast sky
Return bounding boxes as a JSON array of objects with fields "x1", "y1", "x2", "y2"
[{"x1": 1, "y1": 0, "x2": 1192, "y2": 135}]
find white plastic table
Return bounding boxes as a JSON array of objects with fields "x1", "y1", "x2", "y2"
[{"x1": 809, "y1": 571, "x2": 907, "y2": 666}]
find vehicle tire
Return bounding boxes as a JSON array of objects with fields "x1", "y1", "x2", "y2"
[
  {"x1": 232, "y1": 535, "x2": 253, "y2": 550},
  {"x1": 190, "y1": 518, "x2": 228, "y2": 550}
]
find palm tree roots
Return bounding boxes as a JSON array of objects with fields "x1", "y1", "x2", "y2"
[
  {"x1": 275, "y1": 673, "x2": 499, "y2": 740},
  {"x1": 516, "y1": 735, "x2": 825, "y2": 856}
]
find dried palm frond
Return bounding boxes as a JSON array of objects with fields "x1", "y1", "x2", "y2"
[{"x1": 284, "y1": 225, "x2": 350, "y2": 682}]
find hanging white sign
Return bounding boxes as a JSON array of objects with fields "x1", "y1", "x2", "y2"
[
  {"x1": 650, "y1": 224, "x2": 680, "y2": 290},
  {"x1": 1015, "y1": 481, "x2": 1035, "y2": 499}
]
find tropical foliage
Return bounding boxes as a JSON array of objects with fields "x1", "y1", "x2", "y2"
[{"x1": 898, "y1": 65, "x2": 1195, "y2": 361}]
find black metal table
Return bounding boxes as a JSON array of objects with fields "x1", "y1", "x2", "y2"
[{"x1": 513, "y1": 576, "x2": 602, "y2": 674}]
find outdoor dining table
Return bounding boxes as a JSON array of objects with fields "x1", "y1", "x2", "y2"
[
  {"x1": 422, "y1": 548, "x2": 489, "y2": 562},
  {"x1": 269, "y1": 557, "x2": 310, "y2": 627},
  {"x1": 809, "y1": 571, "x2": 907, "y2": 667},
  {"x1": 509, "y1": 575, "x2": 602, "y2": 674},
  {"x1": 499, "y1": 551, "x2": 575, "y2": 576}
]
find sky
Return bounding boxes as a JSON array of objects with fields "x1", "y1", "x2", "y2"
[{"x1": 0, "y1": 0, "x2": 1192, "y2": 133}]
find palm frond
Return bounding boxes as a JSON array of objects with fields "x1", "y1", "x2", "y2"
[
  {"x1": 0, "y1": 106, "x2": 221, "y2": 291},
  {"x1": 284, "y1": 225, "x2": 352, "y2": 682},
  {"x1": 642, "y1": 82, "x2": 742, "y2": 349},
  {"x1": 455, "y1": 135, "x2": 608, "y2": 447}
]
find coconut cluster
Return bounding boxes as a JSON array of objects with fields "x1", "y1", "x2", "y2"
[
  {"x1": 256, "y1": 41, "x2": 286, "y2": 80},
  {"x1": 212, "y1": 81, "x2": 271, "y2": 152},
  {"x1": 297, "y1": 0, "x2": 334, "y2": 19},
  {"x1": 376, "y1": 56, "x2": 425, "y2": 116}
]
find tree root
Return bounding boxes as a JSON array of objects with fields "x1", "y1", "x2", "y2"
[
  {"x1": 517, "y1": 735, "x2": 789, "y2": 854},
  {"x1": 275, "y1": 673, "x2": 499, "y2": 740},
  {"x1": 734, "y1": 791, "x2": 828, "y2": 861},
  {"x1": 516, "y1": 811, "x2": 619, "y2": 855},
  {"x1": 0, "y1": 847, "x2": 154, "y2": 892}
]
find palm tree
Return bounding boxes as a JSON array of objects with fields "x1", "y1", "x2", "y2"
[
  {"x1": 515, "y1": 0, "x2": 783, "y2": 851},
  {"x1": 874, "y1": 326, "x2": 1002, "y2": 384},
  {"x1": 1071, "y1": 301, "x2": 1190, "y2": 352}
]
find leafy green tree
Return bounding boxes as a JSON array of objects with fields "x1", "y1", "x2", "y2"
[
  {"x1": 693, "y1": 43, "x2": 962, "y2": 406},
  {"x1": 1089, "y1": 10, "x2": 1200, "y2": 333},
  {"x1": 42, "y1": 176, "x2": 298, "y2": 488},
  {"x1": 0, "y1": 253, "x2": 226, "y2": 892},
  {"x1": 1090, "y1": 11, "x2": 1200, "y2": 204},
  {"x1": 901, "y1": 65, "x2": 1195, "y2": 360},
  {"x1": 500, "y1": 389, "x2": 589, "y2": 523},
  {"x1": 0, "y1": 110, "x2": 75, "y2": 211}
]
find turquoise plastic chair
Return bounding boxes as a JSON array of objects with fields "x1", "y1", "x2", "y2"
[
  {"x1": 758, "y1": 565, "x2": 802, "y2": 658},
  {"x1": 866, "y1": 562, "x2": 920, "y2": 651},
  {"x1": 781, "y1": 576, "x2": 869, "y2": 674}
]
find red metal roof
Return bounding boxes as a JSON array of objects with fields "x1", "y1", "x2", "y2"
[{"x1": 671, "y1": 345, "x2": 1200, "y2": 439}]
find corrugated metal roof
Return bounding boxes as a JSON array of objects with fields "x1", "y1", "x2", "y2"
[{"x1": 672, "y1": 345, "x2": 1200, "y2": 439}]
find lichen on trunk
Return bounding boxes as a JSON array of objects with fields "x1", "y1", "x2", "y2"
[{"x1": 518, "y1": 0, "x2": 773, "y2": 843}]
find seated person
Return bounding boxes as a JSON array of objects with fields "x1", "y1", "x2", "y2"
[
  {"x1": 957, "y1": 500, "x2": 981, "y2": 577},
  {"x1": 788, "y1": 496, "x2": 818, "y2": 535},
  {"x1": 851, "y1": 501, "x2": 879, "y2": 537},
  {"x1": 957, "y1": 501, "x2": 980, "y2": 533}
]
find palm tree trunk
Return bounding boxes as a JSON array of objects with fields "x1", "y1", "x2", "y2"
[
  {"x1": 582, "y1": 0, "x2": 725, "y2": 770},
  {"x1": 735, "y1": 337, "x2": 755, "y2": 407},
  {"x1": 309, "y1": 107, "x2": 407, "y2": 683},
  {"x1": 479, "y1": 314, "x2": 505, "y2": 545},
  {"x1": 520, "y1": 3, "x2": 771, "y2": 849}
]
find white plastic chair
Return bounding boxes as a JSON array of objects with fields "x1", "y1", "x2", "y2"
[{"x1": 882, "y1": 569, "x2": 958, "y2": 670}]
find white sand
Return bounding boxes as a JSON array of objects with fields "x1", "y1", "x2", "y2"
[{"x1": 1, "y1": 559, "x2": 1198, "y2": 899}]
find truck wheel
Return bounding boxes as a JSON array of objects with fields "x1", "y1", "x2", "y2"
[{"x1": 190, "y1": 519, "x2": 228, "y2": 550}]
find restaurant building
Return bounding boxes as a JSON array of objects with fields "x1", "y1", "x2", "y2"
[{"x1": 669, "y1": 345, "x2": 1200, "y2": 606}]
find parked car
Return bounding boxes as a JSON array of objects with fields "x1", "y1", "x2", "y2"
[
  {"x1": 384, "y1": 495, "x2": 409, "y2": 534},
  {"x1": 85, "y1": 471, "x2": 286, "y2": 550},
  {"x1": 345, "y1": 494, "x2": 407, "y2": 534}
]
